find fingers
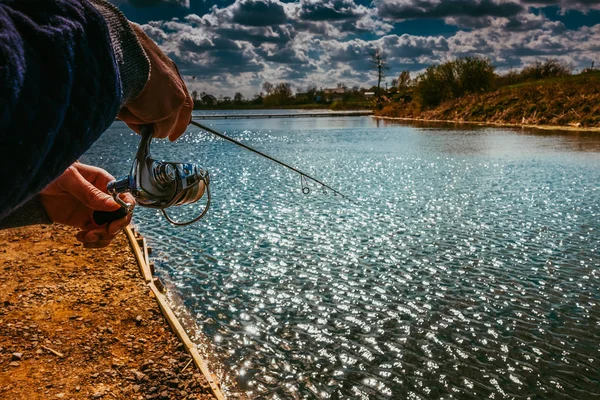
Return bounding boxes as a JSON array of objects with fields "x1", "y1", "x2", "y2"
[
  {"x1": 76, "y1": 230, "x2": 115, "y2": 249},
  {"x1": 72, "y1": 163, "x2": 116, "y2": 190},
  {"x1": 58, "y1": 167, "x2": 120, "y2": 212},
  {"x1": 120, "y1": 101, "x2": 189, "y2": 140},
  {"x1": 169, "y1": 92, "x2": 193, "y2": 142},
  {"x1": 153, "y1": 112, "x2": 180, "y2": 139},
  {"x1": 118, "y1": 24, "x2": 192, "y2": 141},
  {"x1": 77, "y1": 202, "x2": 133, "y2": 248},
  {"x1": 117, "y1": 107, "x2": 145, "y2": 126}
]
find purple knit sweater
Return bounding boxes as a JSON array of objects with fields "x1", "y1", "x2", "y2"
[{"x1": 0, "y1": 0, "x2": 149, "y2": 227}]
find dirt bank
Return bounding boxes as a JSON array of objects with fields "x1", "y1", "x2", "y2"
[
  {"x1": 378, "y1": 70, "x2": 600, "y2": 130},
  {"x1": 0, "y1": 224, "x2": 215, "y2": 400}
]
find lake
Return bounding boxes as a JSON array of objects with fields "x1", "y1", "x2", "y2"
[{"x1": 83, "y1": 113, "x2": 600, "y2": 399}]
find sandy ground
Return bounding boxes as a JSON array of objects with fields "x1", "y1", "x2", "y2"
[{"x1": 0, "y1": 224, "x2": 215, "y2": 400}]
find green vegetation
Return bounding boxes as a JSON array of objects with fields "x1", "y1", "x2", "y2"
[
  {"x1": 378, "y1": 58, "x2": 600, "y2": 129},
  {"x1": 191, "y1": 82, "x2": 372, "y2": 111}
]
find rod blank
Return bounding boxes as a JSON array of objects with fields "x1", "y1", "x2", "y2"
[{"x1": 189, "y1": 120, "x2": 355, "y2": 204}]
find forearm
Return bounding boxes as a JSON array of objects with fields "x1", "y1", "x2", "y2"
[
  {"x1": 87, "y1": 0, "x2": 149, "y2": 104},
  {"x1": 0, "y1": 0, "x2": 149, "y2": 221},
  {"x1": 0, "y1": 197, "x2": 52, "y2": 230}
]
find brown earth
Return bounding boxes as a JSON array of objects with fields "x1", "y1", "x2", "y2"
[
  {"x1": 377, "y1": 70, "x2": 600, "y2": 130},
  {"x1": 0, "y1": 224, "x2": 216, "y2": 400}
]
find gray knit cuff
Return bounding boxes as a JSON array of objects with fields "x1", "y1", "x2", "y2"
[
  {"x1": 88, "y1": 0, "x2": 150, "y2": 104},
  {"x1": 0, "y1": 196, "x2": 52, "y2": 230}
]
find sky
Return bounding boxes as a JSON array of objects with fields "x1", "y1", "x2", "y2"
[{"x1": 111, "y1": 0, "x2": 600, "y2": 98}]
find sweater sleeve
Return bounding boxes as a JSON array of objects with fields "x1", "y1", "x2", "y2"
[
  {"x1": 87, "y1": 0, "x2": 149, "y2": 103},
  {"x1": 0, "y1": 0, "x2": 149, "y2": 225}
]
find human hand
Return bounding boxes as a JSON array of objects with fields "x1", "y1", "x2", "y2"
[
  {"x1": 39, "y1": 163, "x2": 135, "y2": 248},
  {"x1": 117, "y1": 24, "x2": 193, "y2": 142}
]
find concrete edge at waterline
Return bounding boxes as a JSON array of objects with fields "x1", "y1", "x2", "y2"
[
  {"x1": 375, "y1": 115, "x2": 600, "y2": 133},
  {"x1": 124, "y1": 226, "x2": 227, "y2": 400}
]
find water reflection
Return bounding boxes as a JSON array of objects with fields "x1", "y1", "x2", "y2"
[
  {"x1": 84, "y1": 117, "x2": 600, "y2": 399},
  {"x1": 380, "y1": 118, "x2": 600, "y2": 153}
]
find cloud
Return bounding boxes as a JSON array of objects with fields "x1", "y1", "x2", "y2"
[
  {"x1": 230, "y1": 0, "x2": 287, "y2": 26},
  {"x1": 445, "y1": 11, "x2": 566, "y2": 30},
  {"x1": 129, "y1": 0, "x2": 600, "y2": 96},
  {"x1": 297, "y1": 0, "x2": 369, "y2": 21},
  {"x1": 217, "y1": 25, "x2": 295, "y2": 46},
  {"x1": 110, "y1": 0, "x2": 190, "y2": 7},
  {"x1": 521, "y1": 0, "x2": 600, "y2": 11},
  {"x1": 255, "y1": 43, "x2": 312, "y2": 64},
  {"x1": 375, "y1": 0, "x2": 524, "y2": 20}
]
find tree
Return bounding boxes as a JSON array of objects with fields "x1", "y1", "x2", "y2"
[
  {"x1": 191, "y1": 90, "x2": 199, "y2": 104},
  {"x1": 306, "y1": 84, "x2": 318, "y2": 101},
  {"x1": 234, "y1": 92, "x2": 244, "y2": 103},
  {"x1": 368, "y1": 49, "x2": 389, "y2": 108},
  {"x1": 398, "y1": 70, "x2": 411, "y2": 89},
  {"x1": 262, "y1": 81, "x2": 274, "y2": 95},
  {"x1": 263, "y1": 82, "x2": 293, "y2": 106},
  {"x1": 276, "y1": 82, "x2": 292, "y2": 97},
  {"x1": 252, "y1": 92, "x2": 264, "y2": 104}
]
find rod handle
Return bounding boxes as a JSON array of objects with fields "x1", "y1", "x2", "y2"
[{"x1": 93, "y1": 207, "x2": 129, "y2": 226}]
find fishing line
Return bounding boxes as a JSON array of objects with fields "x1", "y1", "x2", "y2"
[
  {"x1": 190, "y1": 120, "x2": 358, "y2": 205},
  {"x1": 190, "y1": 120, "x2": 399, "y2": 243}
]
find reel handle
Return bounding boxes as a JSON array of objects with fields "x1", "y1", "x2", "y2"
[{"x1": 92, "y1": 207, "x2": 129, "y2": 226}]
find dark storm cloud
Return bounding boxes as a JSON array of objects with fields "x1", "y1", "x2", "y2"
[
  {"x1": 376, "y1": 0, "x2": 524, "y2": 20},
  {"x1": 522, "y1": 0, "x2": 600, "y2": 6},
  {"x1": 231, "y1": 0, "x2": 288, "y2": 26},
  {"x1": 298, "y1": 0, "x2": 367, "y2": 21}
]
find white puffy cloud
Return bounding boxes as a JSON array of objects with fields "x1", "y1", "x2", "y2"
[{"x1": 130, "y1": 0, "x2": 600, "y2": 96}]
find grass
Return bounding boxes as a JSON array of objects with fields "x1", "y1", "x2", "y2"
[{"x1": 377, "y1": 71, "x2": 600, "y2": 129}]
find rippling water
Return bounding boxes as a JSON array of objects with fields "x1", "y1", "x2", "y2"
[{"x1": 83, "y1": 115, "x2": 600, "y2": 399}]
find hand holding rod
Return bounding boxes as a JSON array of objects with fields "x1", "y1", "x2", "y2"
[
  {"x1": 93, "y1": 207, "x2": 129, "y2": 225},
  {"x1": 91, "y1": 125, "x2": 156, "y2": 225}
]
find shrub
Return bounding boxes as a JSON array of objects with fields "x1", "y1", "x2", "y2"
[
  {"x1": 454, "y1": 57, "x2": 495, "y2": 93},
  {"x1": 415, "y1": 56, "x2": 495, "y2": 108},
  {"x1": 520, "y1": 59, "x2": 571, "y2": 80}
]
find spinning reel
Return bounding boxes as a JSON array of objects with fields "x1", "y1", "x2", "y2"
[{"x1": 92, "y1": 125, "x2": 210, "y2": 226}]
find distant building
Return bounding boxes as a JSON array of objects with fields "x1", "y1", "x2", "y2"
[
  {"x1": 323, "y1": 87, "x2": 347, "y2": 102},
  {"x1": 364, "y1": 91, "x2": 375, "y2": 99},
  {"x1": 323, "y1": 87, "x2": 346, "y2": 95},
  {"x1": 201, "y1": 94, "x2": 217, "y2": 106}
]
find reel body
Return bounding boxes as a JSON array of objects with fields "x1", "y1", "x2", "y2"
[{"x1": 94, "y1": 125, "x2": 210, "y2": 226}]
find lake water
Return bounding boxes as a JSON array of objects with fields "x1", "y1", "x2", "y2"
[{"x1": 83, "y1": 114, "x2": 600, "y2": 399}]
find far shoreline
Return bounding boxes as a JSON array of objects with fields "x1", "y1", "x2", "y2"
[{"x1": 374, "y1": 115, "x2": 600, "y2": 134}]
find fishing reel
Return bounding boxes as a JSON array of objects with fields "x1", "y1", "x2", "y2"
[{"x1": 92, "y1": 125, "x2": 210, "y2": 226}]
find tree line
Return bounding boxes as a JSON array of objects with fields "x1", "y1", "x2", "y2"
[
  {"x1": 383, "y1": 57, "x2": 574, "y2": 109},
  {"x1": 191, "y1": 82, "x2": 372, "y2": 109}
]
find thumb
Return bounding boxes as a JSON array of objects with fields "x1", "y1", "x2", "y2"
[{"x1": 60, "y1": 167, "x2": 121, "y2": 212}]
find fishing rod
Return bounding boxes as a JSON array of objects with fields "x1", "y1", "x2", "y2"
[
  {"x1": 189, "y1": 120, "x2": 356, "y2": 204},
  {"x1": 92, "y1": 121, "x2": 355, "y2": 227}
]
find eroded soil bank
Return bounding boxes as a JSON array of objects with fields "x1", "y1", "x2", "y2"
[{"x1": 0, "y1": 224, "x2": 215, "y2": 400}]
